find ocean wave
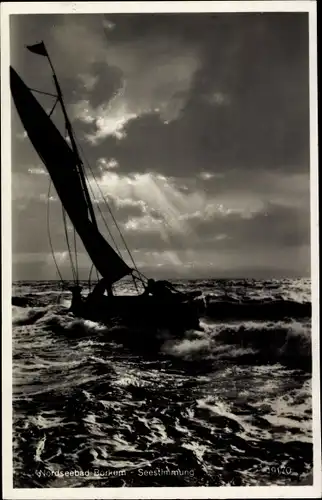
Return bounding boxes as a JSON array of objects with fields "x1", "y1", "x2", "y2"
[
  {"x1": 203, "y1": 298, "x2": 311, "y2": 320},
  {"x1": 11, "y1": 279, "x2": 313, "y2": 488},
  {"x1": 12, "y1": 306, "x2": 48, "y2": 326},
  {"x1": 163, "y1": 319, "x2": 311, "y2": 370},
  {"x1": 13, "y1": 290, "x2": 311, "y2": 323},
  {"x1": 12, "y1": 300, "x2": 311, "y2": 371},
  {"x1": 12, "y1": 292, "x2": 69, "y2": 309}
]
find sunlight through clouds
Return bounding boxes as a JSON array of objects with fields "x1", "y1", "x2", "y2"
[
  {"x1": 85, "y1": 170, "x2": 271, "y2": 258},
  {"x1": 90, "y1": 172, "x2": 207, "y2": 236},
  {"x1": 71, "y1": 98, "x2": 138, "y2": 142},
  {"x1": 11, "y1": 13, "x2": 310, "y2": 279}
]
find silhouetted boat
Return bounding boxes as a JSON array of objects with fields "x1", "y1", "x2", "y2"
[{"x1": 10, "y1": 42, "x2": 202, "y2": 335}]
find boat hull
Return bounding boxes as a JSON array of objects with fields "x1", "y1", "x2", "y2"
[{"x1": 71, "y1": 293, "x2": 202, "y2": 336}]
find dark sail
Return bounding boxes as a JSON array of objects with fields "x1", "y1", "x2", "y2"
[{"x1": 10, "y1": 66, "x2": 131, "y2": 285}]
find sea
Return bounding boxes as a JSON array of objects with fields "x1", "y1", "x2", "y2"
[{"x1": 11, "y1": 278, "x2": 313, "y2": 488}]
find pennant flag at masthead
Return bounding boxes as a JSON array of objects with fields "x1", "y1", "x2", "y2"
[{"x1": 26, "y1": 42, "x2": 48, "y2": 57}]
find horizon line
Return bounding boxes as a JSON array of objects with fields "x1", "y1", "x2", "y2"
[{"x1": 12, "y1": 276, "x2": 311, "y2": 282}]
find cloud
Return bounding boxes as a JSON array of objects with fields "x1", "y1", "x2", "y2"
[
  {"x1": 82, "y1": 13, "x2": 308, "y2": 179},
  {"x1": 41, "y1": 15, "x2": 202, "y2": 144},
  {"x1": 12, "y1": 13, "x2": 309, "y2": 180},
  {"x1": 10, "y1": 13, "x2": 311, "y2": 279},
  {"x1": 50, "y1": 17, "x2": 108, "y2": 74},
  {"x1": 97, "y1": 157, "x2": 119, "y2": 171}
]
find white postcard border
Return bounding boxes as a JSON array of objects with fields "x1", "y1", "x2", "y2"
[{"x1": 1, "y1": 2, "x2": 320, "y2": 499}]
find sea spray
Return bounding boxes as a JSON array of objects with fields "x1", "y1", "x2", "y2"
[{"x1": 12, "y1": 278, "x2": 312, "y2": 487}]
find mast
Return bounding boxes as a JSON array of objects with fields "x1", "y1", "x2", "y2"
[
  {"x1": 53, "y1": 78, "x2": 98, "y2": 231},
  {"x1": 10, "y1": 65, "x2": 132, "y2": 285},
  {"x1": 45, "y1": 54, "x2": 98, "y2": 231}
]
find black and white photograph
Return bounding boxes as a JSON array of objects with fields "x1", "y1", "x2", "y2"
[{"x1": 1, "y1": 1, "x2": 320, "y2": 498}]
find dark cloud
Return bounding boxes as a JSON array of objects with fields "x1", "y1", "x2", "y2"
[
  {"x1": 10, "y1": 12, "x2": 311, "y2": 279},
  {"x1": 84, "y1": 13, "x2": 309, "y2": 177},
  {"x1": 12, "y1": 12, "x2": 309, "y2": 178}
]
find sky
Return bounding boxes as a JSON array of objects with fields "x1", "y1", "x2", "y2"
[{"x1": 10, "y1": 12, "x2": 311, "y2": 280}]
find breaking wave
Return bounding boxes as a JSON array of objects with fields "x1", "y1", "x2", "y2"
[
  {"x1": 12, "y1": 278, "x2": 313, "y2": 487},
  {"x1": 163, "y1": 319, "x2": 311, "y2": 371},
  {"x1": 12, "y1": 301, "x2": 311, "y2": 371},
  {"x1": 13, "y1": 293, "x2": 311, "y2": 320}
]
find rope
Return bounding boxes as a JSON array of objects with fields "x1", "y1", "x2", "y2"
[
  {"x1": 83, "y1": 166, "x2": 123, "y2": 258},
  {"x1": 77, "y1": 141, "x2": 140, "y2": 274},
  {"x1": 88, "y1": 263, "x2": 94, "y2": 291},
  {"x1": 74, "y1": 138, "x2": 122, "y2": 257},
  {"x1": 59, "y1": 111, "x2": 146, "y2": 291},
  {"x1": 46, "y1": 180, "x2": 65, "y2": 285},
  {"x1": 84, "y1": 164, "x2": 145, "y2": 292},
  {"x1": 29, "y1": 87, "x2": 58, "y2": 99},
  {"x1": 132, "y1": 274, "x2": 139, "y2": 294},
  {"x1": 132, "y1": 268, "x2": 148, "y2": 282},
  {"x1": 48, "y1": 98, "x2": 59, "y2": 118},
  {"x1": 61, "y1": 206, "x2": 77, "y2": 283},
  {"x1": 75, "y1": 138, "x2": 140, "y2": 295},
  {"x1": 46, "y1": 99, "x2": 66, "y2": 287},
  {"x1": 63, "y1": 124, "x2": 79, "y2": 285},
  {"x1": 73, "y1": 227, "x2": 79, "y2": 284}
]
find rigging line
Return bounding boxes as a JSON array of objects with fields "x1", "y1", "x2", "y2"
[
  {"x1": 132, "y1": 268, "x2": 148, "y2": 283},
  {"x1": 98, "y1": 187, "x2": 139, "y2": 274},
  {"x1": 48, "y1": 64, "x2": 99, "y2": 231},
  {"x1": 48, "y1": 98, "x2": 59, "y2": 117},
  {"x1": 46, "y1": 96, "x2": 65, "y2": 286},
  {"x1": 88, "y1": 263, "x2": 94, "y2": 291},
  {"x1": 29, "y1": 87, "x2": 58, "y2": 98},
  {"x1": 84, "y1": 169, "x2": 123, "y2": 258},
  {"x1": 63, "y1": 124, "x2": 79, "y2": 284},
  {"x1": 83, "y1": 166, "x2": 119, "y2": 251},
  {"x1": 72, "y1": 137, "x2": 121, "y2": 253},
  {"x1": 77, "y1": 140, "x2": 139, "y2": 274},
  {"x1": 73, "y1": 227, "x2": 79, "y2": 284},
  {"x1": 75, "y1": 155, "x2": 122, "y2": 260},
  {"x1": 132, "y1": 274, "x2": 139, "y2": 294},
  {"x1": 60, "y1": 127, "x2": 76, "y2": 283},
  {"x1": 72, "y1": 138, "x2": 123, "y2": 259},
  {"x1": 46, "y1": 180, "x2": 65, "y2": 285},
  {"x1": 71, "y1": 129, "x2": 142, "y2": 291},
  {"x1": 62, "y1": 206, "x2": 77, "y2": 283},
  {"x1": 65, "y1": 129, "x2": 119, "y2": 256}
]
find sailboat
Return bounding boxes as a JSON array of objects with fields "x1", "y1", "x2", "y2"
[{"x1": 11, "y1": 42, "x2": 202, "y2": 336}]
